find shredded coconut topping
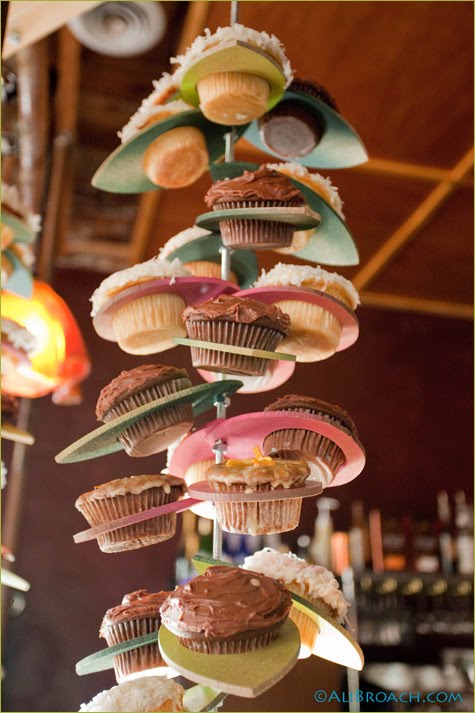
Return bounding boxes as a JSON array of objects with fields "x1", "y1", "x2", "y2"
[
  {"x1": 90, "y1": 257, "x2": 192, "y2": 316},
  {"x1": 1, "y1": 318, "x2": 37, "y2": 354},
  {"x1": 1, "y1": 183, "x2": 41, "y2": 232},
  {"x1": 160, "y1": 226, "x2": 212, "y2": 259},
  {"x1": 253, "y1": 262, "x2": 360, "y2": 309},
  {"x1": 243, "y1": 548, "x2": 349, "y2": 623},
  {"x1": 267, "y1": 163, "x2": 345, "y2": 219},
  {"x1": 79, "y1": 676, "x2": 185, "y2": 712},
  {"x1": 119, "y1": 98, "x2": 194, "y2": 144},
  {"x1": 171, "y1": 24, "x2": 293, "y2": 86}
]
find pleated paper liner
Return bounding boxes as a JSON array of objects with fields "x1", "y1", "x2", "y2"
[
  {"x1": 2, "y1": 247, "x2": 33, "y2": 299},
  {"x1": 93, "y1": 276, "x2": 238, "y2": 343},
  {"x1": 158, "y1": 618, "x2": 300, "y2": 698},
  {"x1": 195, "y1": 205, "x2": 321, "y2": 233},
  {"x1": 179, "y1": 40, "x2": 286, "y2": 113},
  {"x1": 91, "y1": 110, "x2": 248, "y2": 194},
  {"x1": 55, "y1": 381, "x2": 242, "y2": 464},
  {"x1": 1, "y1": 210, "x2": 37, "y2": 244},
  {"x1": 244, "y1": 88, "x2": 368, "y2": 169},
  {"x1": 187, "y1": 480, "x2": 322, "y2": 502},
  {"x1": 235, "y1": 285, "x2": 359, "y2": 355},
  {"x1": 209, "y1": 160, "x2": 359, "y2": 266},
  {"x1": 75, "y1": 632, "x2": 177, "y2": 677},
  {"x1": 169, "y1": 411, "x2": 366, "y2": 489},
  {"x1": 165, "y1": 232, "x2": 258, "y2": 289},
  {"x1": 191, "y1": 554, "x2": 364, "y2": 671},
  {"x1": 1, "y1": 422, "x2": 35, "y2": 445}
]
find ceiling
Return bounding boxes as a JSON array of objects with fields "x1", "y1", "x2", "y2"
[{"x1": 4, "y1": 0, "x2": 474, "y2": 319}]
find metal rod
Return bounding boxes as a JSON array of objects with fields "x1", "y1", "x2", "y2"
[
  {"x1": 212, "y1": 439, "x2": 227, "y2": 559},
  {"x1": 341, "y1": 568, "x2": 360, "y2": 713},
  {"x1": 230, "y1": 0, "x2": 239, "y2": 25}
]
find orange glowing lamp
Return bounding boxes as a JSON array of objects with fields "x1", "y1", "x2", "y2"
[{"x1": 1, "y1": 280, "x2": 91, "y2": 400}]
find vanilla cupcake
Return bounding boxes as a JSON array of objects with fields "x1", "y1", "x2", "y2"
[
  {"x1": 160, "y1": 226, "x2": 238, "y2": 283},
  {"x1": 79, "y1": 677, "x2": 185, "y2": 712},
  {"x1": 171, "y1": 24, "x2": 293, "y2": 125},
  {"x1": 75, "y1": 474, "x2": 186, "y2": 553},
  {"x1": 95, "y1": 365, "x2": 193, "y2": 457},
  {"x1": 90, "y1": 257, "x2": 192, "y2": 355},
  {"x1": 243, "y1": 547, "x2": 349, "y2": 650},
  {"x1": 253, "y1": 263, "x2": 359, "y2": 361},
  {"x1": 207, "y1": 450, "x2": 310, "y2": 535},
  {"x1": 119, "y1": 73, "x2": 208, "y2": 188}
]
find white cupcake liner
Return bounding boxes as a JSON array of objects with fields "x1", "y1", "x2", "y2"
[
  {"x1": 143, "y1": 125, "x2": 208, "y2": 188},
  {"x1": 112, "y1": 293, "x2": 187, "y2": 355},
  {"x1": 274, "y1": 300, "x2": 341, "y2": 362}
]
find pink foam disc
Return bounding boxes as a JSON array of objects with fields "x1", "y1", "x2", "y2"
[
  {"x1": 196, "y1": 359, "x2": 295, "y2": 394},
  {"x1": 188, "y1": 479, "x2": 322, "y2": 502}
]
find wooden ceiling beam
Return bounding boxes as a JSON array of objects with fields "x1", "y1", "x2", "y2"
[
  {"x1": 361, "y1": 291, "x2": 474, "y2": 321},
  {"x1": 127, "y1": 1, "x2": 212, "y2": 266},
  {"x1": 352, "y1": 147, "x2": 474, "y2": 291},
  {"x1": 237, "y1": 141, "x2": 473, "y2": 187}
]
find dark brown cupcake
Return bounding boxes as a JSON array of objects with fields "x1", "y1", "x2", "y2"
[
  {"x1": 160, "y1": 566, "x2": 292, "y2": 654},
  {"x1": 96, "y1": 364, "x2": 193, "y2": 457},
  {"x1": 259, "y1": 78, "x2": 338, "y2": 159},
  {"x1": 75, "y1": 474, "x2": 186, "y2": 553},
  {"x1": 263, "y1": 395, "x2": 359, "y2": 486},
  {"x1": 182, "y1": 294, "x2": 291, "y2": 376},
  {"x1": 204, "y1": 166, "x2": 305, "y2": 250},
  {"x1": 100, "y1": 589, "x2": 170, "y2": 682}
]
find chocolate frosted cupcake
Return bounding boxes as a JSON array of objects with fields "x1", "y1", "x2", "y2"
[
  {"x1": 259, "y1": 77, "x2": 338, "y2": 159},
  {"x1": 207, "y1": 452, "x2": 310, "y2": 535},
  {"x1": 263, "y1": 395, "x2": 359, "y2": 486},
  {"x1": 100, "y1": 589, "x2": 170, "y2": 682},
  {"x1": 96, "y1": 364, "x2": 193, "y2": 457},
  {"x1": 75, "y1": 474, "x2": 186, "y2": 553},
  {"x1": 204, "y1": 166, "x2": 305, "y2": 249},
  {"x1": 183, "y1": 294, "x2": 290, "y2": 376},
  {"x1": 160, "y1": 566, "x2": 292, "y2": 654}
]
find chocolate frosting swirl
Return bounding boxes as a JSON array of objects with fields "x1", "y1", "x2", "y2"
[
  {"x1": 100, "y1": 590, "x2": 170, "y2": 632},
  {"x1": 96, "y1": 364, "x2": 191, "y2": 419},
  {"x1": 160, "y1": 566, "x2": 291, "y2": 638},
  {"x1": 183, "y1": 295, "x2": 291, "y2": 334},
  {"x1": 265, "y1": 394, "x2": 357, "y2": 435},
  {"x1": 205, "y1": 166, "x2": 305, "y2": 207}
]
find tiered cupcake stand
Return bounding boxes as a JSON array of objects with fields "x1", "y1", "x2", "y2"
[{"x1": 56, "y1": 2, "x2": 369, "y2": 709}]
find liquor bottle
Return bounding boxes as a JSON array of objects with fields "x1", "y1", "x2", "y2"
[
  {"x1": 310, "y1": 498, "x2": 339, "y2": 567},
  {"x1": 455, "y1": 491, "x2": 474, "y2": 575},
  {"x1": 436, "y1": 490, "x2": 454, "y2": 575},
  {"x1": 349, "y1": 500, "x2": 369, "y2": 574}
]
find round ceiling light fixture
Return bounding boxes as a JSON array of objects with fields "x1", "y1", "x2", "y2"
[{"x1": 67, "y1": 1, "x2": 167, "y2": 57}]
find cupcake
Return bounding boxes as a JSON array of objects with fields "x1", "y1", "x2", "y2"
[
  {"x1": 263, "y1": 395, "x2": 359, "y2": 486},
  {"x1": 75, "y1": 474, "x2": 186, "y2": 553},
  {"x1": 1, "y1": 182, "x2": 42, "y2": 234},
  {"x1": 204, "y1": 166, "x2": 305, "y2": 250},
  {"x1": 182, "y1": 294, "x2": 291, "y2": 376},
  {"x1": 90, "y1": 257, "x2": 192, "y2": 355},
  {"x1": 259, "y1": 77, "x2": 338, "y2": 159},
  {"x1": 96, "y1": 365, "x2": 193, "y2": 457},
  {"x1": 100, "y1": 589, "x2": 170, "y2": 683},
  {"x1": 171, "y1": 25, "x2": 293, "y2": 125},
  {"x1": 79, "y1": 677, "x2": 185, "y2": 712},
  {"x1": 242, "y1": 547, "x2": 349, "y2": 651},
  {"x1": 1, "y1": 318, "x2": 38, "y2": 396},
  {"x1": 253, "y1": 263, "x2": 359, "y2": 362},
  {"x1": 160, "y1": 565, "x2": 292, "y2": 653},
  {"x1": 118, "y1": 73, "x2": 208, "y2": 189},
  {"x1": 206, "y1": 450, "x2": 310, "y2": 535},
  {"x1": 159, "y1": 226, "x2": 238, "y2": 284}
]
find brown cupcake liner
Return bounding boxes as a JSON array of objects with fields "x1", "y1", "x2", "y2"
[
  {"x1": 76, "y1": 486, "x2": 182, "y2": 553},
  {"x1": 176, "y1": 620, "x2": 283, "y2": 654},
  {"x1": 103, "y1": 378, "x2": 193, "y2": 457},
  {"x1": 214, "y1": 200, "x2": 301, "y2": 250},
  {"x1": 185, "y1": 320, "x2": 285, "y2": 376},
  {"x1": 210, "y1": 482, "x2": 302, "y2": 535},
  {"x1": 263, "y1": 428, "x2": 345, "y2": 477},
  {"x1": 102, "y1": 618, "x2": 164, "y2": 683}
]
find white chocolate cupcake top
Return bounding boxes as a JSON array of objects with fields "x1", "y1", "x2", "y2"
[
  {"x1": 267, "y1": 162, "x2": 345, "y2": 219},
  {"x1": 90, "y1": 257, "x2": 192, "y2": 316},
  {"x1": 75, "y1": 474, "x2": 186, "y2": 505},
  {"x1": 253, "y1": 262, "x2": 360, "y2": 310},
  {"x1": 1, "y1": 318, "x2": 37, "y2": 354},
  {"x1": 159, "y1": 226, "x2": 212, "y2": 259},
  {"x1": 1, "y1": 182, "x2": 42, "y2": 233},
  {"x1": 79, "y1": 676, "x2": 185, "y2": 712},
  {"x1": 171, "y1": 24, "x2": 294, "y2": 86},
  {"x1": 243, "y1": 547, "x2": 349, "y2": 623}
]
